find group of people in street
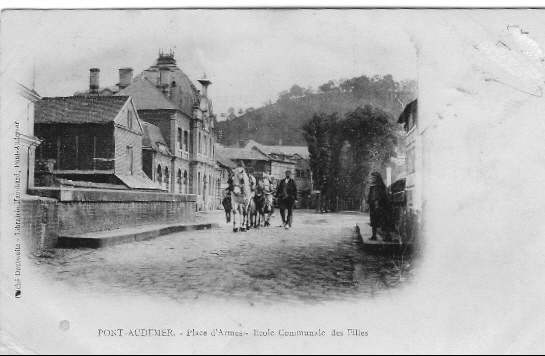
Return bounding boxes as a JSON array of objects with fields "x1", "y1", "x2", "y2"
[
  {"x1": 222, "y1": 166, "x2": 298, "y2": 230},
  {"x1": 222, "y1": 164, "x2": 396, "y2": 240}
]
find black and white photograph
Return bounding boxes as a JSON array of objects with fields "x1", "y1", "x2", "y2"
[{"x1": 1, "y1": 3, "x2": 545, "y2": 354}]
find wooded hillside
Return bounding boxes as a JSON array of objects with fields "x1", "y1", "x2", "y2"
[{"x1": 217, "y1": 74, "x2": 417, "y2": 146}]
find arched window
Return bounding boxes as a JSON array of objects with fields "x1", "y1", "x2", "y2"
[
  {"x1": 157, "y1": 165, "x2": 162, "y2": 184},
  {"x1": 183, "y1": 170, "x2": 188, "y2": 194},
  {"x1": 177, "y1": 169, "x2": 182, "y2": 193},
  {"x1": 164, "y1": 167, "x2": 170, "y2": 191}
]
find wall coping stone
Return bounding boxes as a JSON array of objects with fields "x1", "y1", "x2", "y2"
[{"x1": 28, "y1": 187, "x2": 197, "y2": 202}]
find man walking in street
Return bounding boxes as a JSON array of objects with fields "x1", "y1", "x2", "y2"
[{"x1": 275, "y1": 170, "x2": 297, "y2": 229}]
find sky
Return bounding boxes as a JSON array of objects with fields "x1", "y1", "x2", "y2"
[{"x1": 1, "y1": 9, "x2": 419, "y2": 118}]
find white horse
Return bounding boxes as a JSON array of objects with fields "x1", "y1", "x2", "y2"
[{"x1": 230, "y1": 166, "x2": 253, "y2": 232}]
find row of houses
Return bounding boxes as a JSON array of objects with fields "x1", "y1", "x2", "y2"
[
  {"x1": 24, "y1": 51, "x2": 312, "y2": 210},
  {"x1": 217, "y1": 140, "x2": 313, "y2": 206},
  {"x1": 34, "y1": 52, "x2": 222, "y2": 210}
]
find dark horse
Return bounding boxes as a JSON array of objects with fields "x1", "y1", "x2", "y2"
[
  {"x1": 251, "y1": 178, "x2": 265, "y2": 228},
  {"x1": 251, "y1": 176, "x2": 273, "y2": 228}
]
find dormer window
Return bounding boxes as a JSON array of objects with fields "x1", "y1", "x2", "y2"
[{"x1": 171, "y1": 81, "x2": 176, "y2": 87}]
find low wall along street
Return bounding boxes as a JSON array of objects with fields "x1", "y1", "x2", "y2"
[{"x1": 22, "y1": 188, "x2": 198, "y2": 250}]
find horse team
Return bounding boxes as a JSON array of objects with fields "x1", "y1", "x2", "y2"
[{"x1": 222, "y1": 165, "x2": 274, "y2": 232}]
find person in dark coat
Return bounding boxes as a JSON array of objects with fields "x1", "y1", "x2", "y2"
[
  {"x1": 275, "y1": 170, "x2": 298, "y2": 229},
  {"x1": 222, "y1": 172, "x2": 234, "y2": 223},
  {"x1": 366, "y1": 171, "x2": 395, "y2": 241}
]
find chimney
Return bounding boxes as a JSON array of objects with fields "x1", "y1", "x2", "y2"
[
  {"x1": 118, "y1": 67, "x2": 133, "y2": 89},
  {"x1": 89, "y1": 68, "x2": 100, "y2": 93},
  {"x1": 197, "y1": 73, "x2": 212, "y2": 98},
  {"x1": 159, "y1": 67, "x2": 171, "y2": 98},
  {"x1": 159, "y1": 67, "x2": 170, "y2": 87}
]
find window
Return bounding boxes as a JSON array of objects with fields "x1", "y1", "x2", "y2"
[
  {"x1": 198, "y1": 133, "x2": 202, "y2": 154},
  {"x1": 178, "y1": 128, "x2": 183, "y2": 150},
  {"x1": 157, "y1": 165, "x2": 162, "y2": 184},
  {"x1": 198, "y1": 172, "x2": 201, "y2": 195},
  {"x1": 177, "y1": 169, "x2": 182, "y2": 193},
  {"x1": 296, "y1": 169, "x2": 302, "y2": 178},
  {"x1": 127, "y1": 111, "x2": 133, "y2": 130},
  {"x1": 183, "y1": 170, "x2": 188, "y2": 194},
  {"x1": 184, "y1": 131, "x2": 189, "y2": 152},
  {"x1": 165, "y1": 167, "x2": 170, "y2": 191},
  {"x1": 126, "y1": 146, "x2": 133, "y2": 175}
]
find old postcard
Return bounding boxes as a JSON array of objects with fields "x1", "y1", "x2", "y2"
[{"x1": 1, "y1": 5, "x2": 545, "y2": 355}]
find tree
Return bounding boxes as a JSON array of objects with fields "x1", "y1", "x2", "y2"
[
  {"x1": 343, "y1": 105, "x2": 397, "y2": 202},
  {"x1": 303, "y1": 105, "x2": 397, "y2": 212},
  {"x1": 319, "y1": 80, "x2": 336, "y2": 93},
  {"x1": 289, "y1": 84, "x2": 304, "y2": 98}
]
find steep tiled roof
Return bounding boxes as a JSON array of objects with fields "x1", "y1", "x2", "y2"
[
  {"x1": 35, "y1": 96, "x2": 129, "y2": 124},
  {"x1": 142, "y1": 122, "x2": 173, "y2": 155},
  {"x1": 262, "y1": 145, "x2": 309, "y2": 158},
  {"x1": 217, "y1": 146, "x2": 270, "y2": 161},
  {"x1": 117, "y1": 79, "x2": 178, "y2": 111},
  {"x1": 216, "y1": 151, "x2": 237, "y2": 168}
]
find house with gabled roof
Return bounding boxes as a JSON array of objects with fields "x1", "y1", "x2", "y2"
[
  {"x1": 216, "y1": 145, "x2": 284, "y2": 181},
  {"x1": 141, "y1": 122, "x2": 182, "y2": 192},
  {"x1": 34, "y1": 96, "x2": 163, "y2": 190}
]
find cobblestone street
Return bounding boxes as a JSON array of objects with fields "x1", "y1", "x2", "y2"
[{"x1": 35, "y1": 211, "x2": 410, "y2": 304}]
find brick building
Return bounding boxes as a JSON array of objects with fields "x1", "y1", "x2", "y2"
[{"x1": 75, "y1": 52, "x2": 222, "y2": 210}]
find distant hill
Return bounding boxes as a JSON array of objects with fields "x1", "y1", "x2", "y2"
[{"x1": 217, "y1": 74, "x2": 417, "y2": 147}]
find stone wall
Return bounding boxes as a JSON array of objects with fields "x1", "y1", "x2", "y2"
[
  {"x1": 21, "y1": 188, "x2": 197, "y2": 250},
  {"x1": 21, "y1": 197, "x2": 59, "y2": 250}
]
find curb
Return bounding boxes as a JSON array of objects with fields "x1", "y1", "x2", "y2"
[
  {"x1": 57, "y1": 222, "x2": 219, "y2": 249},
  {"x1": 356, "y1": 223, "x2": 412, "y2": 255}
]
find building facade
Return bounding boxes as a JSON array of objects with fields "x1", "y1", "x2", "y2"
[
  {"x1": 34, "y1": 96, "x2": 161, "y2": 190},
  {"x1": 3, "y1": 80, "x2": 43, "y2": 194},
  {"x1": 76, "y1": 52, "x2": 221, "y2": 210},
  {"x1": 118, "y1": 53, "x2": 220, "y2": 210},
  {"x1": 235, "y1": 140, "x2": 312, "y2": 199}
]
